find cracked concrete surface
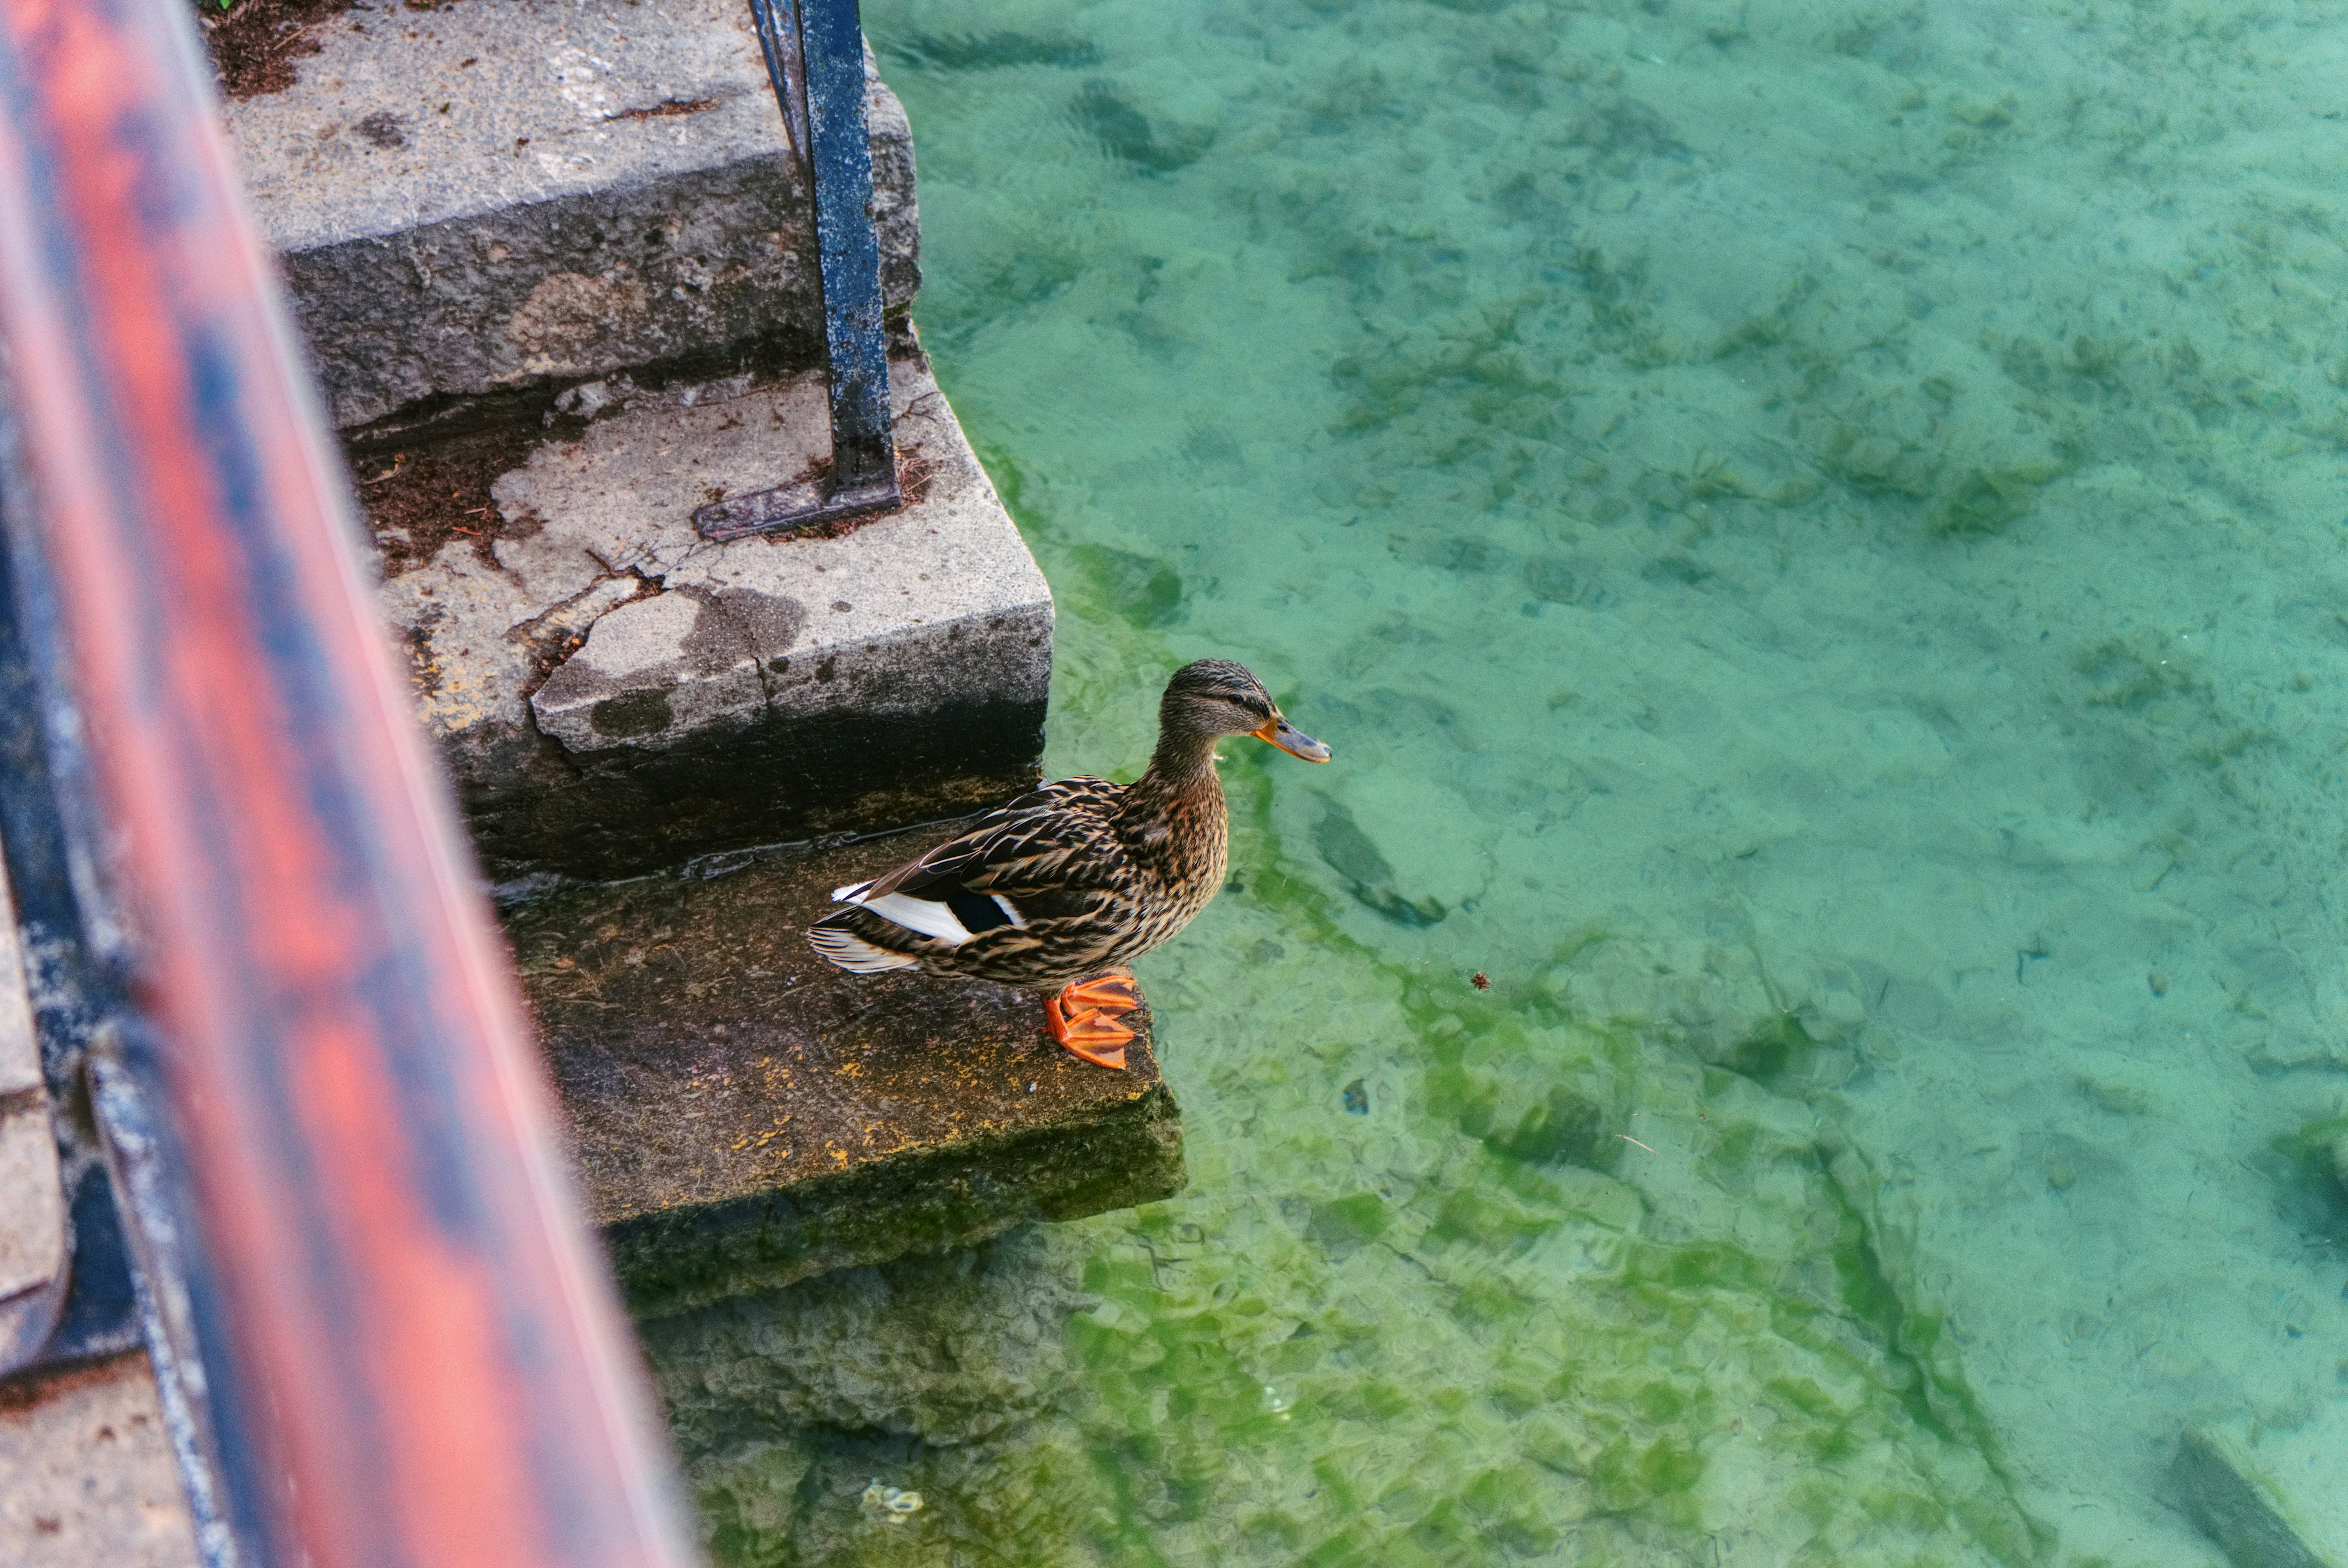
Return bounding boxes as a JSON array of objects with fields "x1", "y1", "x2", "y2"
[
  {"x1": 226, "y1": 0, "x2": 919, "y2": 431},
  {"x1": 380, "y1": 356, "x2": 1053, "y2": 882}
]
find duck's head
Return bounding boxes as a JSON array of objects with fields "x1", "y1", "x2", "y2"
[{"x1": 1162, "y1": 659, "x2": 1332, "y2": 763}]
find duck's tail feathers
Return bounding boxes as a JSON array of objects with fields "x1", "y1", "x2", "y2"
[{"x1": 807, "y1": 921, "x2": 920, "y2": 974}]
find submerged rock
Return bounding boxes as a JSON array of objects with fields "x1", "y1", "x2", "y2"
[
  {"x1": 643, "y1": 1229, "x2": 1086, "y2": 1457},
  {"x1": 2169, "y1": 1425, "x2": 2343, "y2": 1568}
]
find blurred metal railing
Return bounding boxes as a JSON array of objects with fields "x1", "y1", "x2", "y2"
[{"x1": 0, "y1": 0, "x2": 699, "y2": 1564}]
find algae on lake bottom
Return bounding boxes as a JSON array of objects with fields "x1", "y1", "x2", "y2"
[{"x1": 657, "y1": 872, "x2": 2042, "y2": 1565}]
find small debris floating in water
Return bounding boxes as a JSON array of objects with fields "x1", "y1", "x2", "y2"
[
  {"x1": 861, "y1": 1481, "x2": 925, "y2": 1522},
  {"x1": 1470, "y1": 971, "x2": 1490, "y2": 990}
]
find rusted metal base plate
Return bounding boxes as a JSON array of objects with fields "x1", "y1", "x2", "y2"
[
  {"x1": 506, "y1": 828, "x2": 1186, "y2": 1319},
  {"x1": 691, "y1": 474, "x2": 899, "y2": 542}
]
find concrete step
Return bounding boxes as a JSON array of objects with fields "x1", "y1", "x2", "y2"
[
  {"x1": 371, "y1": 351, "x2": 1052, "y2": 886},
  {"x1": 222, "y1": 0, "x2": 918, "y2": 440},
  {"x1": 506, "y1": 829, "x2": 1186, "y2": 1320},
  {"x1": 222, "y1": 0, "x2": 1048, "y2": 885}
]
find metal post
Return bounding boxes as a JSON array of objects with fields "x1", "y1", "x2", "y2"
[{"x1": 695, "y1": 0, "x2": 901, "y2": 540}]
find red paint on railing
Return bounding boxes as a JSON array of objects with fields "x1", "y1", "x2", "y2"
[{"x1": 0, "y1": 0, "x2": 698, "y2": 1563}]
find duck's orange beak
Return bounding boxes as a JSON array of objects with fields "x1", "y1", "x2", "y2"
[{"x1": 1253, "y1": 716, "x2": 1332, "y2": 763}]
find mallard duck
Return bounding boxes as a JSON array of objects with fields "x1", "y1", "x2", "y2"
[{"x1": 807, "y1": 660, "x2": 1331, "y2": 1068}]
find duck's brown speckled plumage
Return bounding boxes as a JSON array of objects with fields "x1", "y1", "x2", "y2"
[{"x1": 808, "y1": 660, "x2": 1326, "y2": 994}]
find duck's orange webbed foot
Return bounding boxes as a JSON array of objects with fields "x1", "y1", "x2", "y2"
[
  {"x1": 1045, "y1": 975, "x2": 1140, "y2": 1069},
  {"x1": 1061, "y1": 974, "x2": 1140, "y2": 1014}
]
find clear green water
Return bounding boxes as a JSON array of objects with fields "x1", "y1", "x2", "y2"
[{"x1": 652, "y1": 3, "x2": 2348, "y2": 1562}]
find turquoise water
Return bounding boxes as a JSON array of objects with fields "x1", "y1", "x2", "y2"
[{"x1": 652, "y1": 3, "x2": 2348, "y2": 1562}]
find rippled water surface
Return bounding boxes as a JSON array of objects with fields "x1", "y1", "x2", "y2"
[{"x1": 653, "y1": 4, "x2": 2348, "y2": 1562}]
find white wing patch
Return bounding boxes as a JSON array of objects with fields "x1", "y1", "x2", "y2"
[
  {"x1": 856, "y1": 891, "x2": 974, "y2": 945},
  {"x1": 831, "y1": 879, "x2": 1001, "y2": 948},
  {"x1": 827, "y1": 879, "x2": 1026, "y2": 950}
]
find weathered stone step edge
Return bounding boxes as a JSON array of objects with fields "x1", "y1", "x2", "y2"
[{"x1": 608, "y1": 1067, "x2": 1183, "y2": 1319}]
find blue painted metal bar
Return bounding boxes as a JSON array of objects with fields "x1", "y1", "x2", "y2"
[
  {"x1": 798, "y1": 0, "x2": 896, "y2": 490},
  {"x1": 744, "y1": 0, "x2": 810, "y2": 181},
  {"x1": 88, "y1": 1030, "x2": 248, "y2": 1568},
  {"x1": 697, "y1": 0, "x2": 900, "y2": 540},
  {"x1": 0, "y1": 393, "x2": 140, "y2": 1381}
]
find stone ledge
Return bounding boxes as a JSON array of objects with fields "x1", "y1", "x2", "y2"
[
  {"x1": 378, "y1": 354, "x2": 1051, "y2": 883},
  {"x1": 506, "y1": 831, "x2": 1187, "y2": 1318},
  {"x1": 225, "y1": 0, "x2": 918, "y2": 434}
]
